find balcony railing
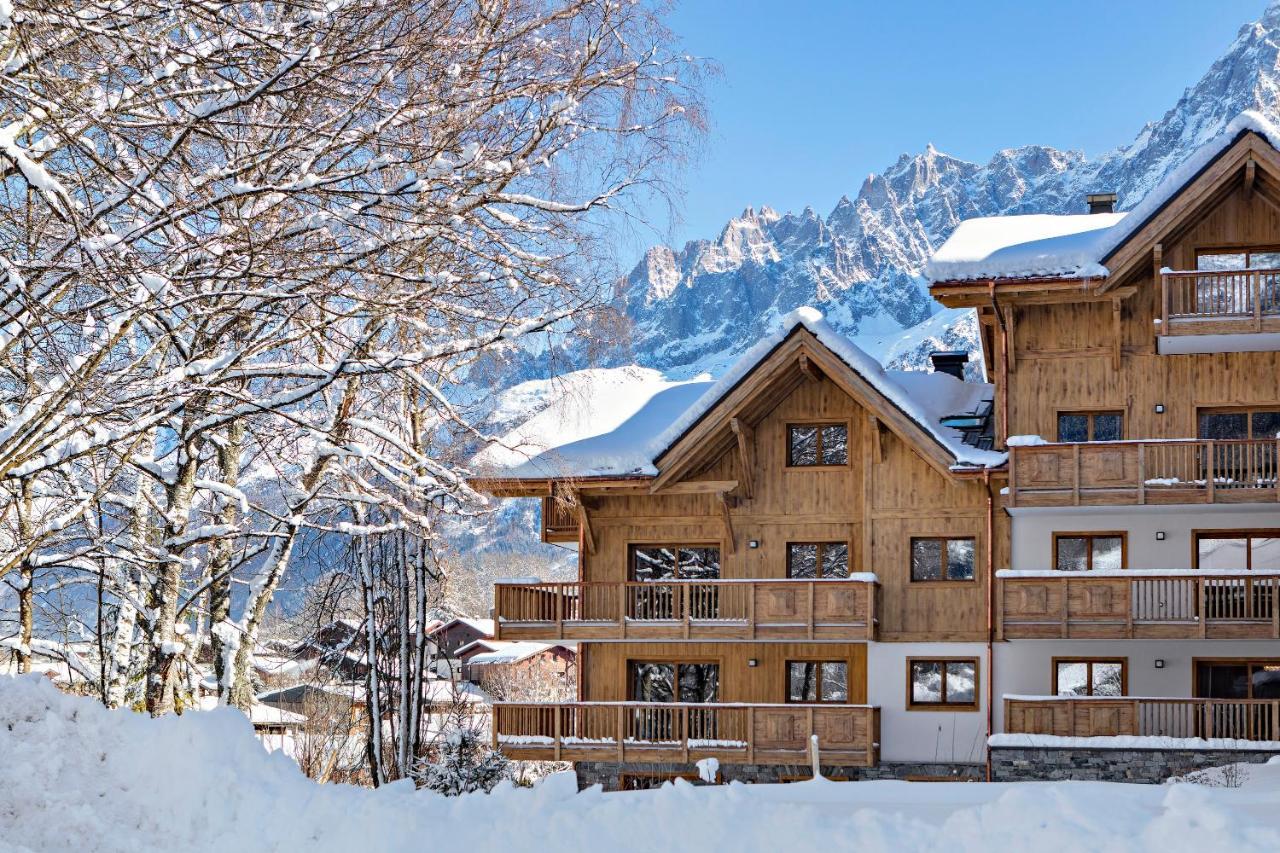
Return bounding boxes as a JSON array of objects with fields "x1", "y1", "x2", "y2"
[
  {"x1": 1008, "y1": 439, "x2": 1279, "y2": 507},
  {"x1": 998, "y1": 569, "x2": 1280, "y2": 640},
  {"x1": 493, "y1": 702, "x2": 880, "y2": 766},
  {"x1": 1006, "y1": 696, "x2": 1280, "y2": 742},
  {"x1": 1161, "y1": 268, "x2": 1280, "y2": 336},
  {"x1": 494, "y1": 578, "x2": 878, "y2": 642}
]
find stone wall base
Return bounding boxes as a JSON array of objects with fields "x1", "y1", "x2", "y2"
[
  {"x1": 574, "y1": 760, "x2": 984, "y2": 791},
  {"x1": 990, "y1": 746, "x2": 1280, "y2": 784}
]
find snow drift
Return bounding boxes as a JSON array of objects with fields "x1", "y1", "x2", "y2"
[{"x1": 4, "y1": 676, "x2": 1280, "y2": 853}]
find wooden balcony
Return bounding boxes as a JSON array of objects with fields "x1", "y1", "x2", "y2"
[
  {"x1": 493, "y1": 702, "x2": 880, "y2": 766},
  {"x1": 1008, "y1": 439, "x2": 1279, "y2": 507},
  {"x1": 494, "y1": 579, "x2": 879, "y2": 642},
  {"x1": 1161, "y1": 268, "x2": 1280, "y2": 339},
  {"x1": 998, "y1": 570, "x2": 1280, "y2": 640},
  {"x1": 1006, "y1": 696, "x2": 1280, "y2": 742}
]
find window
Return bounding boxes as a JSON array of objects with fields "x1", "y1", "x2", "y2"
[
  {"x1": 787, "y1": 661, "x2": 849, "y2": 703},
  {"x1": 1196, "y1": 248, "x2": 1280, "y2": 271},
  {"x1": 619, "y1": 773, "x2": 702, "y2": 790},
  {"x1": 1057, "y1": 411, "x2": 1123, "y2": 442},
  {"x1": 1197, "y1": 407, "x2": 1280, "y2": 441},
  {"x1": 908, "y1": 658, "x2": 978, "y2": 710},
  {"x1": 910, "y1": 537, "x2": 975, "y2": 582},
  {"x1": 787, "y1": 542, "x2": 850, "y2": 578},
  {"x1": 629, "y1": 661, "x2": 720, "y2": 703},
  {"x1": 787, "y1": 423, "x2": 848, "y2": 466},
  {"x1": 1054, "y1": 533, "x2": 1126, "y2": 572},
  {"x1": 1054, "y1": 658, "x2": 1126, "y2": 696},
  {"x1": 1195, "y1": 659, "x2": 1280, "y2": 699},
  {"x1": 1195, "y1": 531, "x2": 1280, "y2": 570},
  {"x1": 630, "y1": 545, "x2": 721, "y2": 581}
]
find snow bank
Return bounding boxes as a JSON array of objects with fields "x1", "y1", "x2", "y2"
[{"x1": 5, "y1": 675, "x2": 1280, "y2": 853}]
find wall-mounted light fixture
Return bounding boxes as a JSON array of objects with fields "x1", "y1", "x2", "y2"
[
  {"x1": 747, "y1": 659, "x2": 758, "y2": 667},
  {"x1": 1154, "y1": 404, "x2": 1165, "y2": 414},
  {"x1": 747, "y1": 539, "x2": 760, "y2": 549},
  {"x1": 1154, "y1": 659, "x2": 1165, "y2": 669},
  {"x1": 1156, "y1": 531, "x2": 1166, "y2": 541}
]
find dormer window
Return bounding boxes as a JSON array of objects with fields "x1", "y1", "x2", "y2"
[{"x1": 787, "y1": 422, "x2": 848, "y2": 466}]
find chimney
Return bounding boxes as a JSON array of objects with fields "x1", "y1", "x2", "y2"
[
  {"x1": 1087, "y1": 192, "x2": 1117, "y2": 214},
  {"x1": 929, "y1": 350, "x2": 968, "y2": 381}
]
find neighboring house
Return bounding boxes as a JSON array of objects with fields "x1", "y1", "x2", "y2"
[
  {"x1": 470, "y1": 111, "x2": 1280, "y2": 789},
  {"x1": 197, "y1": 695, "x2": 307, "y2": 755},
  {"x1": 428, "y1": 617, "x2": 496, "y2": 661},
  {"x1": 456, "y1": 640, "x2": 576, "y2": 692}
]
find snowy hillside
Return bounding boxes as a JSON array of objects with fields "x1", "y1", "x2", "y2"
[{"x1": 4, "y1": 675, "x2": 1280, "y2": 853}]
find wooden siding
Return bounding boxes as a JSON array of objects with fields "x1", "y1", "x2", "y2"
[
  {"x1": 568, "y1": 374, "x2": 999, "y2": 642},
  {"x1": 579, "y1": 642, "x2": 868, "y2": 705}
]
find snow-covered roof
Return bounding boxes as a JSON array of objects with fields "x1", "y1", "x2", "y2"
[
  {"x1": 196, "y1": 696, "x2": 307, "y2": 726},
  {"x1": 461, "y1": 640, "x2": 574, "y2": 666},
  {"x1": 927, "y1": 111, "x2": 1280, "y2": 282},
  {"x1": 473, "y1": 307, "x2": 1005, "y2": 475},
  {"x1": 429, "y1": 617, "x2": 495, "y2": 638}
]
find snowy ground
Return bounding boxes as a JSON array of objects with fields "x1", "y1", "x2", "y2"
[{"x1": 3, "y1": 675, "x2": 1279, "y2": 853}]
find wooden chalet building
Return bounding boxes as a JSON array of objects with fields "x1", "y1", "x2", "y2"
[{"x1": 472, "y1": 110, "x2": 1280, "y2": 788}]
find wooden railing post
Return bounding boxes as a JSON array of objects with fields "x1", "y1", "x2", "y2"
[
  {"x1": 1072, "y1": 444, "x2": 1081, "y2": 505},
  {"x1": 807, "y1": 582, "x2": 815, "y2": 640},
  {"x1": 681, "y1": 706, "x2": 689, "y2": 762},
  {"x1": 1137, "y1": 443, "x2": 1146, "y2": 505},
  {"x1": 1254, "y1": 270, "x2": 1263, "y2": 331},
  {"x1": 1206, "y1": 440, "x2": 1216, "y2": 502},
  {"x1": 553, "y1": 704, "x2": 562, "y2": 762},
  {"x1": 681, "y1": 583, "x2": 690, "y2": 639},
  {"x1": 1199, "y1": 577, "x2": 1208, "y2": 638},
  {"x1": 616, "y1": 705, "x2": 626, "y2": 761},
  {"x1": 746, "y1": 705, "x2": 755, "y2": 764}
]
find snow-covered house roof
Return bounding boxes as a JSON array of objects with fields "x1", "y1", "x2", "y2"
[
  {"x1": 428, "y1": 617, "x2": 495, "y2": 638},
  {"x1": 457, "y1": 640, "x2": 575, "y2": 665},
  {"x1": 927, "y1": 111, "x2": 1280, "y2": 283},
  {"x1": 473, "y1": 307, "x2": 1005, "y2": 479}
]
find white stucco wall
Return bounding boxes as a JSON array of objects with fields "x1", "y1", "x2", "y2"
[
  {"x1": 1009, "y1": 504, "x2": 1280, "y2": 570},
  {"x1": 867, "y1": 642, "x2": 988, "y2": 765},
  {"x1": 992, "y1": 639, "x2": 1280, "y2": 733}
]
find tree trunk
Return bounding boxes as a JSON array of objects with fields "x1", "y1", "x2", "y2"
[{"x1": 209, "y1": 420, "x2": 245, "y2": 704}]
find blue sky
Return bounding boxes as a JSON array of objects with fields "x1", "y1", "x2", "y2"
[{"x1": 624, "y1": 0, "x2": 1266, "y2": 262}]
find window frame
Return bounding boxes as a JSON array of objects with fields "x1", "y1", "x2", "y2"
[
  {"x1": 627, "y1": 543, "x2": 723, "y2": 581},
  {"x1": 1192, "y1": 529, "x2": 1280, "y2": 571},
  {"x1": 906, "y1": 657, "x2": 980, "y2": 711},
  {"x1": 1195, "y1": 406, "x2": 1280, "y2": 441},
  {"x1": 784, "y1": 659, "x2": 851, "y2": 704},
  {"x1": 786, "y1": 541, "x2": 852, "y2": 579},
  {"x1": 785, "y1": 420, "x2": 851, "y2": 468},
  {"x1": 1055, "y1": 409, "x2": 1125, "y2": 442},
  {"x1": 1052, "y1": 531, "x2": 1128, "y2": 572},
  {"x1": 909, "y1": 536, "x2": 978, "y2": 584},
  {"x1": 1051, "y1": 657, "x2": 1128, "y2": 697},
  {"x1": 626, "y1": 659, "x2": 722, "y2": 703},
  {"x1": 1193, "y1": 657, "x2": 1280, "y2": 699},
  {"x1": 1194, "y1": 246, "x2": 1280, "y2": 270}
]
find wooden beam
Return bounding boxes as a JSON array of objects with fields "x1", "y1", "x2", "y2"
[
  {"x1": 718, "y1": 492, "x2": 736, "y2": 555},
  {"x1": 1245, "y1": 158, "x2": 1257, "y2": 201},
  {"x1": 572, "y1": 493, "x2": 595, "y2": 556},
  {"x1": 1005, "y1": 304, "x2": 1017, "y2": 374},
  {"x1": 729, "y1": 417, "x2": 756, "y2": 500},
  {"x1": 648, "y1": 479, "x2": 739, "y2": 496},
  {"x1": 798, "y1": 352, "x2": 818, "y2": 382},
  {"x1": 869, "y1": 414, "x2": 883, "y2": 464},
  {"x1": 1111, "y1": 296, "x2": 1123, "y2": 371}
]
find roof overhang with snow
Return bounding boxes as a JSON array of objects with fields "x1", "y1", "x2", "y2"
[
  {"x1": 928, "y1": 112, "x2": 1280, "y2": 302},
  {"x1": 470, "y1": 308, "x2": 1006, "y2": 496}
]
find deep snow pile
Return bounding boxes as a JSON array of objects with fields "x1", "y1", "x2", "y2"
[{"x1": 4, "y1": 676, "x2": 1280, "y2": 853}]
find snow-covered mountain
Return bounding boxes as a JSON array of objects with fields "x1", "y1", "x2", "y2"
[{"x1": 618, "y1": 2, "x2": 1280, "y2": 376}]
